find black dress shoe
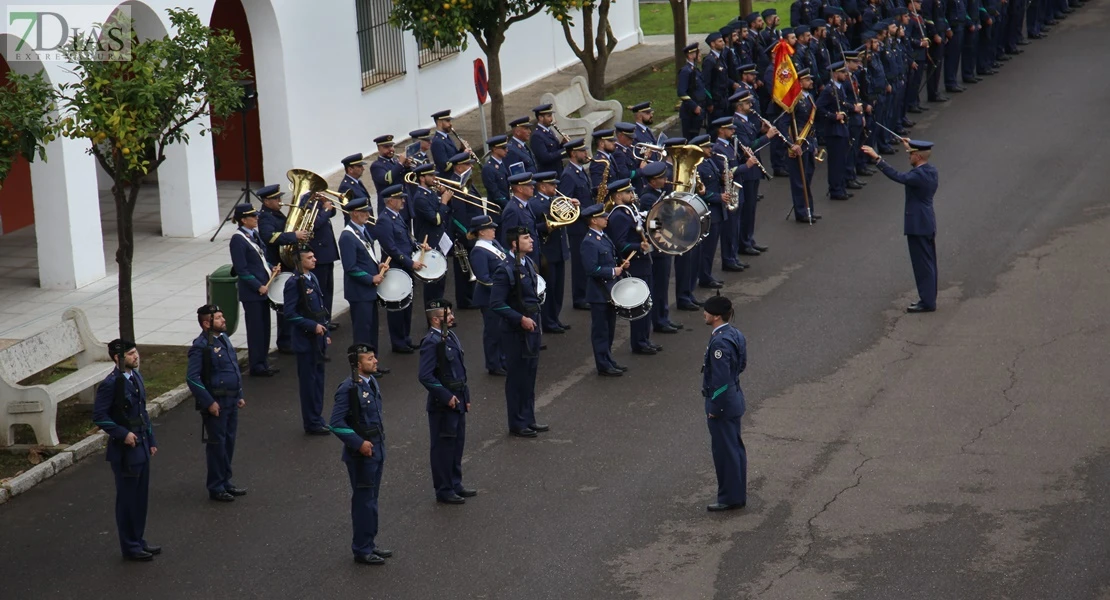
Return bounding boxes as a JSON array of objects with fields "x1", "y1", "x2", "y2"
[
  {"x1": 456, "y1": 488, "x2": 478, "y2": 498},
  {"x1": 125, "y1": 551, "x2": 154, "y2": 562},
  {"x1": 854, "y1": 179, "x2": 868, "y2": 186},
  {"x1": 918, "y1": 104, "x2": 930, "y2": 111},
  {"x1": 142, "y1": 544, "x2": 162, "y2": 555},
  {"x1": 327, "y1": 323, "x2": 339, "y2": 331},
  {"x1": 677, "y1": 304, "x2": 701, "y2": 311},
  {"x1": 250, "y1": 368, "x2": 279, "y2": 377},
  {"x1": 962, "y1": 77, "x2": 980, "y2": 84},
  {"x1": 857, "y1": 169, "x2": 876, "y2": 176},
  {"x1": 654, "y1": 325, "x2": 680, "y2": 334},
  {"x1": 1029, "y1": 33, "x2": 1044, "y2": 39},
  {"x1": 739, "y1": 247, "x2": 761, "y2": 256},
  {"x1": 510, "y1": 428, "x2": 538, "y2": 438},
  {"x1": 691, "y1": 298, "x2": 704, "y2": 307},
  {"x1": 810, "y1": 213, "x2": 822, "y2": 219},
  {"x1": 540, "y1": 344, "x2": 548, "y2": 350},
  {"x1": 902, "y1": 119, "x2": 916, "y2": 127},
  {"x1": 306, "y1": 428, "x2": 331, "y2": 436},
  {"x1": 649, "y1": 343, "x2": 664, "y2": 351},
  {"x1": 998, "y1": 54, "x2": 1012, "y2": 60},
  {"x1": 706, "y1": 502, "x2": 746, "y2": 512},
  {"x1": 773, "y1": 169, "x2": 790, "y2": 177},
  {"x1": 632, "y1": 346, "x2": 658, "y2": 355},
  {"x1": 372, "y1": 548, "x2": 393, "y2": 558},
  {"x1": 1014, "y1": 41, "x2": 1029, "y2": 47},
  {"x1": 980, "y1": 69, "x2": 996, "y2": 75},
  {"x1": 929, "y1": 95, "x2": 949, "y2": 102},
  {"x1": 907, "y1": 106, "x2": 923, "y2": 114},
  {"x1": 599, "y1": 367, "x2": 623, "y2": 376},
  {"x1": 355, "y1": 553, "x2": 386, "y2": 565},
  {"x1": 573, "y1": 302, "x2": 591, "y2": 310},
  {"x1": 846, "y1": 180, "x2": 863, "y2": 190},
  {"x1": 906, "y1": 302, "x2": 936, "y2": 313},
  {"x1": 668, "y1": 320, "x2": 684, "y2": 328},
  {"x1": 830, "y1": 195, "x2": 850, "y2": 201},
  {"x1": 542, "y1": 326, "x2": 566, "y2": 334},
  {"x1": 558, "y1": 323, "x2": 572, "y2": 330},
  {"x1": 437, "y1": 494, "x2": 466, "y2": 505},
  {"x1": 946, "y1": 86, "x2": 965, "y2": 93},
  {"x1": 878, "y1": 147, "x2": 895, "y2": 155},
  {"x1": 488, "y1": 368, "x2": 507, "y2": 376},
  {"x1": 752, "y1": 244, "x2": 768, "y2": 252},
  {"x1": 795, "y1": 217, "x2": 818, "y2": 224},
  {"x1": 893, "y1": 128, "x2": 909, "y2": 135},
  {"x1": 722, "y1": 264, "x2": 746, "y2": 272},
  {"x1": 613, "y1": 363, "x2": 629, "y2": 372},
  {"x1": 210, "y1": 491, "x2": 235, "y2": 502},
  {"x1": 529, "y1": 423, "x2": 550, "y2": 432},
  {"x1": 392, "y1": 346, "x2": 414, "y2": 354},
  {"x1": 698, "y1": 281, "x2": 723, "y2": 289},
  {"x1": 225, "y1": 485, "x2": 248, "y2": 496}
]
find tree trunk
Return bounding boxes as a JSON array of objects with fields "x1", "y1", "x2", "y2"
[
  {"x1": 587, "y1": 58, "x2": 607, "y2": 99},
  {"x1": 670, "y1": 0, "x2": 688, "y2": 72},
  {"x1": 485, "y1": 38, "x2": 506, "y2": 135},
  {"x1": 739, "y1": 0, "x2": 753, "y2": 18},
  {"x1": 115, "y1": 184, "x2": 139, "y2": 341}
]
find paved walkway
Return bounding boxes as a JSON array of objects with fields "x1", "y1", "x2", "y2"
[{"x1": 0, "y1": 39, "x2": 675, "y2": 348}]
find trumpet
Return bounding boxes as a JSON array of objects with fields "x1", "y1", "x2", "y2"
[
  {"x1": 550, "y1": 123, "x2": 571, "y2": 144},
  {"x1": 632, "y1": 142, "x2": 666, "y2": 162},
  {"x1": 403, "y1": 172, "x2": 500, "y2": 215}
]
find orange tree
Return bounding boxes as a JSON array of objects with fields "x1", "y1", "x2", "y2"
[
  {"x1": 56, "y1": 8, "x2": 248, "y2": 340},
  {"x1": 549, "y1": 0, "x2": 619, "y2": 99},
  {"x1": 0, "y1": 71, "x2": 58, "y2": 191},
  {"x1": 390, "y1": 0, "x2": 575, "y2": 134}
]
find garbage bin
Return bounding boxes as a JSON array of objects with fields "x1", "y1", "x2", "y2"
[{"x1": 207, "y1": 264, "x2": 240, "y2": 335}]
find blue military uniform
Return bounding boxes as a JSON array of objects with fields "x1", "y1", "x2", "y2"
[
  {"x1": 481, "y1": 135, "x2": 511, "y2": 208},
  {"x1": 329, "y1": 366, "x2": 387, "y2": 558},
  {"x1": 786, "y1": 76, "x2": 819, "y2": 221},
  {"x1": 284, "y1": 268, "x2": 331, "y2": 432},
  {"x1": 339, "y1": 199, "x2": 382, "y2": 350},
  {"x1": 444, "y1": 153, "x2": 483, "y2": 308},
  {"x1": 817, "y1": 65, "x2": 852, "y2": 199},
  {"x1": 875, "y1": 141, "x2": 940, "y2": 310},
  {"x1": 468, "y1": 216, "x2": 509, "y2": 374},
  {"x1": 581, "y1": 205, "x2": 623, "y2": 374},
  {"x1": 505, "y1": 118, "x2": 537, "y2": 174},
  {"x1": 678, "y1": 43, "x2": 709, "y2": 138},
  {"x1": 228, "y1": 203, "x2": 280, "y2": 374},
  {"x1": 638, "y1": 162, "x2": 679, "y2": 332},
  {"x1": 558, "y1": 139, "x2": 594, "y2": 309},
  {"x1": 418, "y1": 314, "x2": 471, "y2": 501},
  {"x1": 373, "y1": 186, "x2": 418, "y2": 350},
  {"x1": 490, "y1": 235, "x2": 544, "y2": 434},
  {"x1": 711, "y1": 124, "x2": 744, "y2": 270},
  {"x1": 337, "y1": 153, "x2": 372, "y2": 227},
  {"x1": 530, "y1": 104, "x2": 565, "y2": 173},
  {"x1": 411, "y1": 164, "x2": 451, "y2": 301},
  {"x1": 701, "y1": 302, "x2": 748, "y2": 509},
  {"x1": 694, "y1": 137, "x2": 726, "y2": 288},
  {"x1": 186, "y1": 314, "x2": 244, "y2": 499},
  {"x1": 92, "y1": 349, "x2": 157, "y2": 559},
  {"x1": 430, "y1": 110, "x2": 460, "y2": 175},
  {"x1": 500, "y1": 173, "x2": 542, "y2": 266},
  {"x1": 702, "y1": 33, "x2": 732, "y2": 124},
  {"x1": 605, "y1": 183, "x2": 655, "y2": 354},
  {"x1": 731, "y1": 93, "x2": 771, "y2": 254},
  {"x1": 305, "y1": 195, "x2": 339, "y2": 314},
  {"x1": 944, "y1": 0, "x2": 969, "y2": 89},
  {"x1": 533, "y1": 172, "x2": 572, "y2": 332},
  {"x1": 257, "y1": 194, "x2": 300, "y2": 354}
]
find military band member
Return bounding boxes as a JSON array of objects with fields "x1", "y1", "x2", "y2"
[
  {"x1": 530, "y1": 103, "x2": 566, "y2": 174},
  {"x1": 284, "y1": 247, "x2": 332, "y2": 435},
  {"x1": 674, "y1": 135, "x2": 708, "y2": 312},
  {"x1": 337, "y1": 153, "x2": 371, "y2": 226},
  {"x1": 406, "y1": 128, "x2": 433, "y2": 166},
  {"x1": 339, "y1": 197, "x2": 390, "y2": 376},
  {"x1": 731, "y1": 90, "x2": 776, "y2": 258},
  {"x1": 305, "y1": 191, "x2": 340, "y2": 325},
  {"x1": 258, "y1": 184, "x2": 306, "y2": 354},
  {"x1": 614, "y1": 123, "x2": 643, "y2": 191},
  {"x1": 431, "y1": 109, "x2": 463, "y2": 176},
  {"x1": 500, "y1": 172, "x2": 541, "y2": 266},
  {"x1": 678, "y1": 42, "x2": 708, "y2": 139},
  {"x1": 228, "y1": 202, "x2": 283, "y2": 376},
  {"x1": 329, "y1": 343, "x2": 392, "y2": 565},
  {"x1": 93, "y1": 339, "x2": 159, "y2": 561},
  {"x1": 862, "y1": 139, "x2": 939, "y2": 313},
  {"x1": 468, "y1": 215, "x2": 508, "y2": 375},
  {"x1": 374, "y1": 184, "x2": 429, "y2": 353},
  {"x1": 490, "y1": 226, "x2": 548, "y2": 437},
  {"x1": 711, "y1": 118, "x2": 746, "y2": 272},
  {"x1": 604, "y1": 179, "x2": 658, "y2": 355},
  {"x1": 818, "y1": 61, "x2": 853, "y2": 200},
  {"x1": 370, "y1": 134, "x2": 410, "y2": 202},
  {"x1": 694, "y1": 134, "x2": 727, "y2": 291},
  {"x1": 700, "y1": 295, "x2": 748, "y2": 512},
  {"x1": 787, "y1": 69, "x2": 821, "y2": 224},
  {"x1": 505, "y1": 116, "x2": 537, "y2": 174},
  {"x1": 581, "y1": 203, "x2": 629, "y2": 376},
  {"x1": 589, "y1": 128, "x2": 622, "y2": 198},
  {"x1": 558, "y1": 138, "x2": 594, "y2": 310},
  {"x1": 418, "y1": 299, "x2": 478, "y2": 504},
  {"x1": 481, "y1": 135, "x2": 511, "y2": 208},
  {"x1": 187, "y1": 304, "x2": 247, "y2": 503},
  {"x1": 412, "y1": 162, "x2": 453, "y2": 302},
  {"x1": 703, "y1": 32, "x2": 732, "y2": 126},
  {"x1": 638, "y1": 162, "x2": 681, "y2": 335},
  {"x1": 445, "y1": 152, "x2": 484, "y2": 308},
  {"x1": 632, "y1": 102, "x2": 658, "y2": 148},
  {"x1": 534, "y1": 171, "x2": 574, "y2": 334}
]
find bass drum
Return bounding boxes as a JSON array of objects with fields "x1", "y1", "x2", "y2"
[
  {"x1": 267, "y1": 272, "x2": 294, "y2": 310},
  {"x1": 610, "y1": 277, "x2": 653, "y2": 321},
  {"x1": 644, "y1": 191, "x2": 711, "y2": 255},
  {"x1": 537, "y1": 274, "x2": 547, "y2": 305},
  {"x1": 412, "y1": 249, "x2": 448, "y2": 283},
  {"x1": 377, "y1": 269, "x2": 413, "y2": 312}
]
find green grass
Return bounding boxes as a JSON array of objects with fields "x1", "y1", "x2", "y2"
[
  {"x1": 607, "y1": 63, "x2": 680, "y2": 124},
  {"x1": 1, "y1": 345, "x2": 189, "y2": 479},
  {"x1": 641, "y1": 0, "x2": 794, "y2": 36}
]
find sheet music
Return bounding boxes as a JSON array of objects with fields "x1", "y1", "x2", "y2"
[{"x1": 437, "y1": 232, "x2": 453, "y2": 255}]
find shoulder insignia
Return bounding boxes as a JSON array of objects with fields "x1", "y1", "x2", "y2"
[
  {"x1": 363, "y1": 391, "x2": 369, "y2": 398},
  {"x1": 714, "y1": 348, "x2": 723, "y2": 359}
]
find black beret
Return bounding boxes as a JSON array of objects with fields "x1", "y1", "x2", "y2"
[{"x1": 703, "y1": 295, "x2": 732, "y2": 316}]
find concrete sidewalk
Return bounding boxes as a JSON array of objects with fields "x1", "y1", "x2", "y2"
[{"x1": 0, "y1": 39, "x2": 676, "y2": 349}]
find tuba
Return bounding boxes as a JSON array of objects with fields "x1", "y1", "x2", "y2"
[
  {"x1": 280, "y1": 169, "x2": 353, "y2": 267},
  {"x1": 667, "y1": 145, "x2": 706, "y2": 193}
]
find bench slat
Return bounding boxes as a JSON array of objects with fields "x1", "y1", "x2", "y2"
[
  {"x1": 0, "y1": 321, "x2": 85, "y2": 384},
  {"x1": 43, "y1": 363, "x2": 115, "y2": 401}
]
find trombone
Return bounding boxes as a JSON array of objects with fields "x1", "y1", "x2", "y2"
[{"x1": 403, "y1": 172, "x2": 501, "y2": 215}]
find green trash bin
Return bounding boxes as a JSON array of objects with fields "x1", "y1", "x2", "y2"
[{"x1": 207, "y1": 264, "x2": 241, "y2": 335}]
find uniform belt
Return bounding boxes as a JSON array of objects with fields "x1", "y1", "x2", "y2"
[
  {"x1": 210, "y1": 390, "x2": 238, "y2": 397},
  {"x1": 442, "y1": 379, "x2": 467, "y2": 393}
]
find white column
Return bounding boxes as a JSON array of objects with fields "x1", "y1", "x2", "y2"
[
  {"x1": 158, "y1": 117, "x2": 220, "y2": 237},
  {"x1": 31, "y1": 135, "x2": 106, "y2": 289}
]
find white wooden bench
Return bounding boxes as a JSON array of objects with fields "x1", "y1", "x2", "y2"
[
  {"x1": 540, "y1": 75, "x2": 623, "y2": 148},
  {"x1": 0, "y1": 308, "x2": 113, "y2": 447}
]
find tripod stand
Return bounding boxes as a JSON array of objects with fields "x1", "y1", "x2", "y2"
[{"x1": 210, "y1": 81, "x2": 260, "y2": 241}]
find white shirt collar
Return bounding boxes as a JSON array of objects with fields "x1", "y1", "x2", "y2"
[{"x1": 712, "y1": 323, "x2": 728, "y2": 334}]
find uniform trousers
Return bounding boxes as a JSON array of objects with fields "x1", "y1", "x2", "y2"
[
  {"x1": 707, "y1": 415, "x2": 747, "y2": 506},
  {"x1": 739, "y1": 178, "x2": 760, "y2": 250},
  {"x1": 501, "y1": 324, "x2": 540, "y2": 431},
  {"x1": 826, "y1": 136, "x2": 850, "y2": 197},
  {"x1": 316, "y1": 262, "x2": 335, "y2": 314},
  {"x1": 907, "y1": 234, "x2": 938, "y2": 309},
  {"x1": 386, "y1": 304, "x2": 413, "y2": 350},
  {"x1": 541, "y1": 259, "x2": 567, "y2": 329},
  {"x1": 241, "y1": 301, "x2": 271, "y2": 374},
  {"x1": 720, "y1": 210, "x2": 741, "y2": 267},
  {"x1": 112, "y1": 459, "x2": 150, "y2": 557},
  {"x1": 698, "y1": 220, "x2": 722, "y2": 285},
  {"x1": 349, "y1": 300, "x2": 379, "y2": 349},
  {"x1": 650, "y1": 253, "x2": 674, "y2": 328},
  {"x1": 568, "y1": 232, "x2": 588, "y2": 305},
  {"x1": 674, "y1": 244, "x2": 702, "y2": 306},
  {"x1": 480, "y1": 307, "x2": 505, "y2": 372},
  {"x1": 453, "y1": 258, "x2": 473, "y2": 309},
  {"x1": 429, "y1": 409, "x2": 466, "y2": 499},
  {"x1": 944, "y1": 27, "x2": 965, "y2": 87},
  {"x1": 202, "y1": 403, "x2": 238, "y2": 494},
  {"x1": 346, "y1": 449, "x2": 384, "y2": 556},
  {"x1": 786, "y1": 151, "x2": 817, "y2": 219},
  {"x1": 589, "y1": 302, "x2": 618, "y2": 371},
  {"x1": 628, "y1": 261, "x2": 654, "y2": 351},
  {"x1": 295, "y1": 350, "x2": 327, "y2": 431}
]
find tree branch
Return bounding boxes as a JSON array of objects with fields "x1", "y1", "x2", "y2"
[
  {"x1": 561, "y1": 19, "x2": 585, "y2": 58},
  {"x1": 505, "y1": 2, "x2": 546, "y2": 27}
]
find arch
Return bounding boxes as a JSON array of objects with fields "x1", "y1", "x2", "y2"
[
  {"x1": 210, "y1": 0, "x2": 264, "y2": 185},
  {"x1": 0, "y1": 34, "x2": 106, "y2": 289}
]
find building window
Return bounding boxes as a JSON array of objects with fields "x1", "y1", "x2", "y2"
[
  {"x1": 418, "y1": 39, "x2": 460, "y2": 68},
  {"x1": 356, "y1": 0, "x2": 406, "y2": 90}
]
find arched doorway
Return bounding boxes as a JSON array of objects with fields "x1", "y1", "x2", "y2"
[
  {"x1": 0, "y1": 55, "x2": 35, "y2": 235},
  {"x1": 210, "y1": 0, "x2": 264, "y2": 185}
]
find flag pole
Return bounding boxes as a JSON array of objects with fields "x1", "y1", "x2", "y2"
[{"x1": 793, "y1": 111, "x2": 813, "y2": 224}]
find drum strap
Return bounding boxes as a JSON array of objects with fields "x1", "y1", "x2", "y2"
[
  {"x1": 473, "y1": 239, "x2": 506, "y2": 261},
  {"x1": 345, "y1": 225, "x2": 380, "y2": 264},
  {"x1": 236, "y1": 229, "x2": 272, "y2": 272}
]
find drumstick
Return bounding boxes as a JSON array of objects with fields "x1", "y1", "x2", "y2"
[
  {"x1": 263, "y1": 267, "x2": 281, "y2": 289},
  {"x1": 382, "y1": 256, "x2": 391, "y2": 270},
  {"x1": 419, "y1": 235, "x2": 428, "y2": 263},
  {"x1": 622, "y1": 251, "x2": 636, "y2": 269}
]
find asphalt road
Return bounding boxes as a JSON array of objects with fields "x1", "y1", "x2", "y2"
[{"x1": 3, "y1": 5, "x2": 1110, "y2": 598}]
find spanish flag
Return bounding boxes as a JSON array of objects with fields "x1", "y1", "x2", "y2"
[{"x1": 771, "y1": 38, "x2": 801, "y2": 113}]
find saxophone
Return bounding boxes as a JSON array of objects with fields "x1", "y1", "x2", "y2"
[
  {"x1": 716, "y1": 152, "x2": 741, "y2": 212},
  {"x1": 593, "y1": 158, "x2": 611, "y2": 208}
]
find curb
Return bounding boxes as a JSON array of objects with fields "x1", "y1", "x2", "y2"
[{"x1": 0, "y1": 350, "x2": 247, "y2": 507}]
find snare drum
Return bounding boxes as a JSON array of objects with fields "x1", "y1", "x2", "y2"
[
  {"x1": 377, "y1": 269, "x2": 413, "y2": 312},
  {"x1": 267, "y1": 273, "x2": 294, "y2": 310},
  {"x1": 412, "y1": 249, "x2": 448, "y2": 283},
  {"x1": 537, "y1": 274, "x2": 547, "y2": 305},
  {"x1": 645, "y1": 191, "x2": 711, "y2": 255},
  {"x1": 610, "y1": 277, "x2": 653, "y2": 321}
]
